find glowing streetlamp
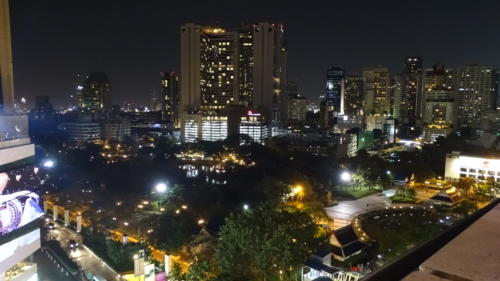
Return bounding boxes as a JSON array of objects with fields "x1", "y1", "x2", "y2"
[
  {"x1": 153, "y1": 182, "x2": 168, "y2": 213},
  {"x1": 243, "y1": 204, "x2": 249, "y2": 211},
  {"x1": 290, "y1": 185, "x2": 304, "y2": 201},
  {"x1": 155, "y1": 183, "x2": 167, "y2": 193},
  {"x1": 43, "y1": 159, "x2": 55, "y2": 168},
  {"x1": 340, "y1": 171, "x2": 352, "y2": 182}
]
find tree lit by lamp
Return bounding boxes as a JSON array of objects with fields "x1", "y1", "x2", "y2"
[{"x1": 290, "y1": 185, "x2": 304, "y2": 200}]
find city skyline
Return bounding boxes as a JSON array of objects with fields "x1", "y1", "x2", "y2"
[
  {"x1": 9, "y1": 0, "x2": 500, "y2": 107},
  {"x1": 3, "y1": 1, "x2": 500, "y2": 280}
]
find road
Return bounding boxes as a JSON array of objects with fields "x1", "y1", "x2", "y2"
[
  {"x1": 44, "y1": 220, "x2": 122, "y2": 281},
  {"x1": 34, "y1": 249, "x2": 80, "y2": 281},
  {"x1": 325, "y1": 193, "x2": 392, "y2": 229}
]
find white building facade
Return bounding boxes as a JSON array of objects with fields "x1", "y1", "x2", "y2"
[
  {"x1": 239, "y1": 112, "x2": 268, "y2": 144},
  {"x1": 445, "y1": 151, "x2": 500, "y2": 182}
]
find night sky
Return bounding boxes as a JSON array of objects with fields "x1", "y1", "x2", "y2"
[{"x1": 10, "y1": 0, "x2": 500, "y2": 107}]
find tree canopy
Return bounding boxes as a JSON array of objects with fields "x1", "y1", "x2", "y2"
[{"x1": 214, "y1": 206, "x2": 327, "y2": 281}]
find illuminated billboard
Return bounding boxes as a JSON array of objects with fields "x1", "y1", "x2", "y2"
[{"x1": 0, "y1": 172, "x2": 43, "y2": 236}]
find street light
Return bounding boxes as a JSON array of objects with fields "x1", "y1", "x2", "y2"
[
  {"x1": 243, "y1": 204, "x2": 249, "y2": 211},
  {"x1": 155, "y1": 183, "x2": 167, "y2": 193},
  {"x1": 43, "y1": 159, "x2": 55, "y2": 168},
  {"x1": 340, "y1": 171, "x2": 352, "y2": 182}
]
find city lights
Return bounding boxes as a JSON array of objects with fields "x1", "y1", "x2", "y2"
[{"x1": 3, "y1": 5, "x2": 498, "y2": 280}]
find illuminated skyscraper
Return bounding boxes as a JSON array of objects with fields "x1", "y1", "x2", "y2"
[
  {"x1": 252, "y1": 22, "x2": 288, "y2": 126},
  {"x1": 320, "y1": 66, "x2": 344, "y2": 129},
  {"x1": 160, "y1": 72, "x2": 179, "y2": 127},
  {"x1": 0, "y1": 0, "x2": 14, "y2": 113},
  {"x1": 237, "y1": 25, "x2": 254, "y2": 106},
  {"x1": 179, "y1": 22, "x2": 287, "y2": 142},
  {"x1": 363, "y1": 67, "x2": 390, "y2": 115},
  {"x1": 323, "y1": 66, "x2": 345, "y2": 114},
  {"x1": 180, "y1": 24, "x2": 238, "y2": 112},
  {"x1": 422, "y1": 64, "x2": 455, "y2": 141},
  {"x1": 400, "y1": 56, "x2": 424, "y2": 126},
  {"x1": 344, "y1": 74, "x2": 364, "y2": 116},
  {"x1": 391, "y1": 74, "x2": 404, "y2": 119},
  {"x1": 80, "y1": 72, "x2": 111, "y2": 112},
  {"x1": 455, "y1": 65, "x2": 497, "y2": 129}
]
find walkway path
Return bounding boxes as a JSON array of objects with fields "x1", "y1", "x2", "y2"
[{"x1": 325, "y1": 192, "x2": 392, "y2": 229}]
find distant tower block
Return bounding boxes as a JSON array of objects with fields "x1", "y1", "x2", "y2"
[{"x1": 0, "y1": 0, "x2": 15, "y2": 112}]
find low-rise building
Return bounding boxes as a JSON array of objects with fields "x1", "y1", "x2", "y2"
[
  {"x1": 201, "y1": 115, "x2": 228, "y2": 142},
  {"x1": 102, "y1": 121, "x2": 131, "y2": 141},
  {"x1": 58, "y1": 121, "x2": 102, "y2": 144},
  {"x1": 445, "y1": 151, "x2": 500, "y2": 182},
  {"x1": 239, "y1": 111, "x2": 268, "y2": 144}
]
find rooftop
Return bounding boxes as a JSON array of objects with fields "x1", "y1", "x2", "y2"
[{"x1": 413, "y1": 203, "x2": 500, "y2": 281}]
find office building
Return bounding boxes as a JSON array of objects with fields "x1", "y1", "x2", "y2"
[
  {"x1": 383, "y1": 118, "x2": 396, "y2": 143},
  {"x1": 455, "y1": 65, "x2": 497, "y2": 129},
  {"x1": 181, "y1": 113, "x2": 229, "y2": 143},
  {"x1": 288, "y1": 95, "x2": 308, "y2": 123},
  {"x1": 58, "y1": 121, "x2": 102, "y2": 144},
  {"x1": 363, "y1": 67, "x2": 390, "y2": 116},
  {"x1": 69, "y1": 74, "x2": 84, "y2": 111},
  {"x1": 252, "y1": 22, "x2": 288, "y2": 126},
  {"x1": 160, "y1": 72, "x2": 179, "y2": 127},
  {"x1": 181, "y1": 113, "x2": 202, "y2": 143},
  {"x1": 323, "y1": 66, "x2": 345, "y2": 115},
  {"x1": 287, "y1": 81, "x2": 308, "y2": 127},
  {"x1": 80, "y1": 72, "x2": 111, "y2": 111},
  {"x1": 422, "y1": 64, "x2": 455, "y2": 141},
  {"x1": 391, "y1": 74, "x2": 404, "y2": 120},
  {"x1": 445, "y1": 151, "x2": 500, "y2": 181},
  {"x1": 201, "y1": 115, "x2": 228, "y2": 142},
  {"x1": 102, "y1": 121, "x2": 131, "y2": 142},
  {"x1": 179, "y1": 22, "x2": 287, "y2": 142},
  {"x1": 0, "y1": 0, "x2": 14, "y2": 113},
  {"x1": 180, "y1": 23, "x2": 287, "y2": 113},
  {"x1": 365, "y1": 115, "x2": 386, "y2": 131},
  {"x1": 336, "y1": 114, "x2": 364, "y2": 132},
  {"x1": 424, "y1": 63, "x2": 453, "y2": 92},
  {"x1": 236, "y1": 25, "x2": 254, "y2": 106},
  {"x1": 344, "y1": 74, "x2": 364, "y2": 116},
  {"x1": 320, "y1": 67, "x2": 345, "y2": 130},
  {"x1": 180, "y1": 24, "x2": 238, "y2": 112},
  {"x1": 400, "y1": 56, "x2": 424, "y2": 126},
  {"x1": 239, "y1": 111, "x2": 268, "y2": 144}
]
